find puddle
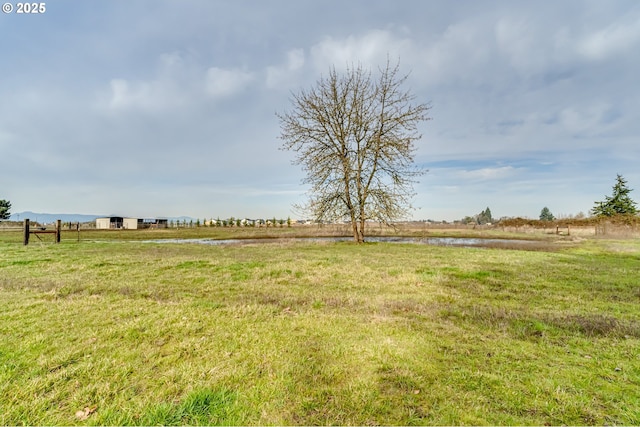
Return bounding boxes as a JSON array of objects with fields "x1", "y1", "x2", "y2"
[{"x1": 139, "y1": 236, "x2": 549, "y2": 250}]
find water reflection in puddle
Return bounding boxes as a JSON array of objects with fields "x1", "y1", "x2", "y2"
[{"x1": 140, "y1": 236, "x2": 544, "y2": 249}]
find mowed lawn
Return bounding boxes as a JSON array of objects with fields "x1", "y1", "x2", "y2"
[{"x1": 0, "y1": 236, "x2": 639, "y2": 425}]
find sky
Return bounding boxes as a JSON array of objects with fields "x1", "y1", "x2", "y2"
[{"x1": 1, "y1": 0, "x2": 639, "y2": 221}]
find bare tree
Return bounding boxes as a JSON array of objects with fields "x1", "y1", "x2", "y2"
[{"x1": 278, "y1": 60, "x2": 430, "y2": 243}]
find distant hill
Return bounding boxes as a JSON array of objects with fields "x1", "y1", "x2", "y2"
[
  {"x1": 8, "y1": 211, "x2": 195, "y2": 224},
  {"x1": 9, "y1": 211, "x2": 101, "y2": 224}
]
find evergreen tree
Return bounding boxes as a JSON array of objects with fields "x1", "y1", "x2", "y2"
[
  {"x1": 0, "y1": 199, "x2": 11, "y2": 220},
  {"x1": 539, "y1": 207, "x2": 555, "y2": 221},
  {"x1": 484, "y1": 207, "x2": 493, "y2": 223},
  {"x1": 477, "y1": 207, "x2": 493, "y2": 224},
  {"x1": 591, "y1": 174, "x2": 638, "y2": 216}
]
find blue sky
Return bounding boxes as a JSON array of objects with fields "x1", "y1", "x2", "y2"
[{"x1": 1, "y1": 0, "x2": 639, "y2": 221}]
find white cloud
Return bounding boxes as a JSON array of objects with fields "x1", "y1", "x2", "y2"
[
  {"x1": 100, "y1": 55, "x2": 256, "y2": 112},
  {"x1": 457, "y1": 166, "x2": 518, "y2": 181},
  {"x1": 422, "y1": 20, "x2": 493, "y2": 80},
  {"x1": 495, "y1": 18, "x2": 543, "y2": 72},
  {"x1": 104, "y1": 54, "x2": 194, "y2": 112},
  {"x1": 558, "y1": 104, "x2": 620, "y2": 136},
  {"x1": 105, "y1": 77, "x2": 192, "y2": 112},
  {"x1": 266, "y1": 48, "x2": 305, "y2": 89},
  {"x1": 287, "y1": 49, "x2": 305, "y2": 71},
  {"x1": 205, "y1": 67, "x2": 254, "y2": 98},
  {"x1": 158, "y1": 52, "x2": 184, "y2": 68},
  {"x1": 108, "y1": 79, "x2": 137, "y2": 109},
  {"x1": 310, "y1": 29, "x2": 413, "y2": 72},
  {"x1": 578, "y1": 16, "x2": 640, "y2": 61}
]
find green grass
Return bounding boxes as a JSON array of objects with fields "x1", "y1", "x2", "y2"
[{"x1": 0, "y1": 235, "x2": 639, "y2": 425}]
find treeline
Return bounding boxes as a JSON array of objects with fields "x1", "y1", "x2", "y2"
[
  {"x1": 462, "y1": 174, "x2": 639, "y2": 228},
  {"x1": 169, "y1": 217, "x2": 292, "y2": 228},
  {"x1": 460, "y1": 207, "x2": 494, "y2": 225},
  {"x1": 498, "y1": 214, "x2": 640, "y2": 228}
]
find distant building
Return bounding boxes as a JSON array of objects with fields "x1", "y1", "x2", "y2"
[
  {"x1": 96, "y1": 217, "x2": 140, "y2": 229},
  {"x1": 142, "y1": 218, "x2": 168, "y2": 229},
  {"x1": 97, "y1": 216, "x2": 123, "y2": 229},
  {"x1": 96, "y1": 217, "x2": 167, "y2": 229}
]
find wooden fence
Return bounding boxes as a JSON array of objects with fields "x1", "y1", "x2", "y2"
[{"x1": 23, "y1": 219, "x2": 61, "y2": 245}]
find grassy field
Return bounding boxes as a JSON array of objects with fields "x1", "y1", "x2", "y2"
[{"x1": 0, "y1": 229, "x2": 639, "y2": 425}]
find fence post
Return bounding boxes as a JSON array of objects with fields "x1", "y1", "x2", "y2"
[
  {"x1": 23, "y1": 219, "x2": 30, "y2": 245},
  {"x1": 56, "y1": 219, "x2": 61, "y2": 243}
]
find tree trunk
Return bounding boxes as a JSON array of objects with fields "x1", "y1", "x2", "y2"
[{"x1": 351, "y1": 219, "x2": 360, "y2": 243}]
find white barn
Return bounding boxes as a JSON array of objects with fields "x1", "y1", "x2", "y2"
[{"x1": 96, "y1": 217, "x2": 142, "y2": 229}]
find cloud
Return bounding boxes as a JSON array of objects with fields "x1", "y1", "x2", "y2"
[
  {"x1": 495, "y1": 17, "x2": 556, "y2": 73},
  {"x1": 103, "y1": 56, "x2": 194, "y2": 112},
  {"x1": 456, "y1": 166, "x2": 518, "y2": 181},
  {"x1": 0, "y1": 129, "x2": 14, "y2": 146},
  {"x1": 286, "y1": 49, "x2": 305, "y2": 70},
  {"x1": 104, "y1": 74, "x2": 201, "y2": 112},
  {"x1": 266, "y1": 48, "x2": 305, "y2": 89},
  {"x1": 100, "y1": 53, "x2": 255, "y2": 112},
  {"x1": 578, "y1": 15, "x2": 640, "y2": 61},
  {"x1": 557, "y1": 104, "x2": 622, "y2": 136},
  {"x1": 205, "y1": 67, "x2": 254, "y2": 98},
  {"x1": 303, "y1": 25, "x2": 496, "y2": 87},
  {"x1": 420, "y1": 19, "x2": 495, "y2": 83},
  {"x1": 309, "y1": 29, "x2": 413, "y2": 71}
]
